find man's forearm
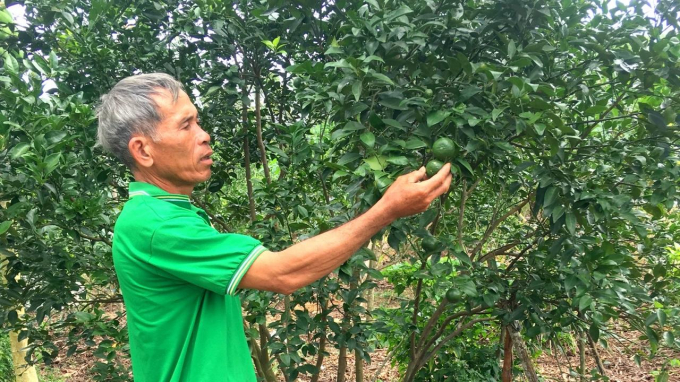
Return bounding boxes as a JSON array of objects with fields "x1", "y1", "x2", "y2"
[
  {"x1": 276, "y1": 200, "x2": 394, "y2": 291},
  {"x1": 239, "y1": 164, "x2": 452, "y2": 294}
]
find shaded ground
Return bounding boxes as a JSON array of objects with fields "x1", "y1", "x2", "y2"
[{"x1": 38, "y1": 311, "x2": 679, "y2": 381}]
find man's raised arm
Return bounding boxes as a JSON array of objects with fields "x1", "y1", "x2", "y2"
[{"x1": 239, "y1": 163, "x2": 452, "y2": 294}]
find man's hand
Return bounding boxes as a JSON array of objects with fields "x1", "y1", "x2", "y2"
[
  {"x1": 239, "y1": 162, "x2": 452, "y2": 295},
  {"x1": 377, "y1": 163, "x2": 453, "y2": 220}
]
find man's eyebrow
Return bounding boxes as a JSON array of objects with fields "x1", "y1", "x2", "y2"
[{"x1": 179, "y1": 113, "x2": 196, "y2": 124}]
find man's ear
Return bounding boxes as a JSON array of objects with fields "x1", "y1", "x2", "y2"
[{"x1": 129, "y1": 135, "x2": 154, "y2": 168}]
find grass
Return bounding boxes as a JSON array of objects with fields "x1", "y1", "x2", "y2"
[{"x1": 1, "y1": 332, "x2": 14, "y2": 382}]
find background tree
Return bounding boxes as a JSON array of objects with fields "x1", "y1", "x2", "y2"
[{"x1": 1, "y1": 0, "x2": 679, "y2": 381}]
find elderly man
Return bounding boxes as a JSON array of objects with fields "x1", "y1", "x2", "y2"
[{"x1": 97, "y1": 73, "x2": 452, "y2": 382}]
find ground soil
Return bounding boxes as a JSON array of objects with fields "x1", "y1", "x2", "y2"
[{"x1": 38, "y1": 285, "x2": 679, "y2": 382}]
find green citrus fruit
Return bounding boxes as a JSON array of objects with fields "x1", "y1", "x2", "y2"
[
  {"x1": 422, "y1": 236, "x2": 438, "y2": 252},
  {"x1": 425, "y1": 89, "x2": 433, "y2": 96},
  {"x1": 432, "y1": 137, "x2": 457, "y2": 161},
  {"x1": 426, "y1": 160, "x2": 444, "y2": 178},
  {"x1": 446, "y1": 289, "x2": 463, "y2": 303}
]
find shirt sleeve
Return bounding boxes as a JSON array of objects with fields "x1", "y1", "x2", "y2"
[{"x1": 149, "y1": 215, "x2": 267, "y2": 295}]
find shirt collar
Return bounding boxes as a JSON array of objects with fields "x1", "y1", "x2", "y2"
[{"x1": 129, "y1": 182, "x2": 192, "y2": 208}]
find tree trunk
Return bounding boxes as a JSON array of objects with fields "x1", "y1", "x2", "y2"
[
  {"x1": 355, "y1": 348, "x2": 364, "y2": 382},
  {"x1": 587, "y1": 333, "x2": 607, "y2": 377},
  {"x1": 501, "y1": 326, "x2": 513, "y2": 382},
  {"x1": 310, "y1": 333, "x2": 327, "y2": 382},
  {"x1": 241, "y1": 82, "x2": 256, "y2": 222},
  {"x1": 337, "y1": 346, "x2": 347, "y2": 382},
  {"x1": 254, "y1": 81, "x2": 271, "y2": 184},
  {"x1": 578, "y1": 329, "x2": 586, "y2": 381},
  {"x1": 508, "y1": 323, "x2": 539, "y2": 382},
  {"x1": 1, "y1": 247, "x2": 39, "y2": 382}
]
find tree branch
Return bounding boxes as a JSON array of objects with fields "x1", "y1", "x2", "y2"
[
  {"x1": 418, "y1": 317, "x2": 493, "y2": 368},
  {"x1": 471, "y1": 196, "x2": 531, "y2": 260},
  {"x1": 479, "y1": 241, "x2": 521, "y2": 263},
  {"x1": 417, "y1": 306, "x2": 490, "y2": 361}
]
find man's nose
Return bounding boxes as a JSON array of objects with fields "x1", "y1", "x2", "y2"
[{"x1": 200, "y1": 127, "x2": 211, "y2": 144}]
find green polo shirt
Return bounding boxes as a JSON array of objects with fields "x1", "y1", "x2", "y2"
[{"x1": 112, "y1": 182, "x2": 266, "y2": 382}]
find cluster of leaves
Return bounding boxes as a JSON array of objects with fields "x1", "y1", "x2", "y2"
[{"x1": 1, "y1": 0, "x2": 679, "y2": 381}]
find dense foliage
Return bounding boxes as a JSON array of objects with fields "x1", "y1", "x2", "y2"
[{"x1": 1, "y1": 0, "x2": 679, "y2": 381}]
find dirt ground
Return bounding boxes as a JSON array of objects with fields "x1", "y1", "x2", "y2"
[{"x1": 39, "y1": 298, "x2": 679, "y2": 382}]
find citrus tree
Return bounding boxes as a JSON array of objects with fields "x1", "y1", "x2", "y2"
[{"x1": 1, "y1": 0, "x2": 680, "y2": 381}]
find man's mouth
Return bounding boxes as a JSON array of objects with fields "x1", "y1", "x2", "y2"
[{"x1": 200, "y1": 152, "x2": 213, "y2": 164}]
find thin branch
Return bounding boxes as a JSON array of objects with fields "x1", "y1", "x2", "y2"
[
  {"x1": 568, "y1": 113, "x2": 640, "y2": 126},
  {"x1": 417, "y1": 306, "x2": 490, "y2": 360},
  {"x1": 457, "y1": 179, "x2": 480, "y2": 252},
  {"x1": 192, "y1": 198, "x2": 231, "y2": 232},
  {"x1": 410, "y1": 261, "x2": 428, "y2": 360},
  {"x1": 419, "y1": 317, "x2": 494, "y2": 368},
  {"x1": 414, "y1": 299, "x2": 449, "y2": 350},
  {"x1": 478, "y1": 241, "x2": 521, "y2": 263},
  {"x1": 579, "y1": 91, "x2": 627, "y2": 139},
  {"x1": 471, "y1": 195, "x2": 532, "y2": 260}
]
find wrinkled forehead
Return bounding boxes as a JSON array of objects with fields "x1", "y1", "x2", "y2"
[{"x1": 151, "y1": 89, "x2": 196, "y2": 122}]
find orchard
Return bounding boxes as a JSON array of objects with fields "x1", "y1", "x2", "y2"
[{"x1": 1, "y1": 0, "x2": 680, "y2": 381}]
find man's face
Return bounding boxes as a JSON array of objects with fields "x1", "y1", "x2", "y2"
[{"x1": 145, "y1": 90, "x2": 213, "y2": 188}]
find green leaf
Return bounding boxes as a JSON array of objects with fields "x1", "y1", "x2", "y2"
[
  {"x1": 4, "y1": 53, "x2": 19, "y2": 75},
  {"x1": 646, "y1": 326, "x2": 659, "y2": 352},
  {"x1": 513, "y1": 161, "x2": 535, "y2": 173},
  {"x1": 337, "y1": 153, "x2": 361, "y2": 166},
  {"x1": 585, "y1": 105, "x2": 608, "y2": 116},
  {"x1": 325, "y1": 46, "x2": 343, "y2": 55},
  {"x1": 664, "y1": 331, "x2": 675, "y2": 345},
  {"x1": 460, "y1": 86, "x2": 481, "y2": 100},
  {"x1": 543, "y1": 186, "x2": 558, "y2": 208},
  {"x1": 44, "y1": 153, "x2": 61, "y2": 175},
  {"x1": 386, "y1": 156, "x2": 409, "y2": 165},
  {"x1": 589, "y1": 323, "x2": 600, "y2": 343},
  {"x1": 325, "y1": 59, "x2": 352, "y2": 69},
  {"x1": 634, "y1": 354, "x2": 642, "y2": 367},
  {"x1": 491, "y1": 108, "x2": 506, "y2": 121},
  {"x1": 457, "y1": 158, "x2": 473, "y2": 174},
  {"x1": 508, "y1": 40, "x2": 516, "y2": 59},
  {"x1": 454, "y1": 278, "x2": 478, "y2": 297},
  {"x1": 404, "y1": 137, "x2": 427, "y2": 149},
  {"x1": 74, "y1": 311, "x2": 95, "y2": 323},
  {"x1": 61, "y1": 11, "x2": 74, "y2": 25},
  {"x1": 0, "y1": 9, "x2": 14, "y2": 24},
  {"x1": 648, "y1": 111, "x2": 667, "y2": 128},
  {"x1": 566, "y1": 212, "x2": 576, "y2": 235},
  {"x1": 453, "y1": 250, "x2": 473, "y2": 267},
  {"x1": 657, "y1": 309, "x2": 667, "y2": 327},
  {"x1": 10, "y1": 142, "x2": 30, "y2": 159},
  {"x1": 352, "y1": 81, "x2": 362, "y2": 101},
  {"x1": 368, "y1": 72, "x2": 395, "y2": 86},
  {"x1": 494, "y1": 141, "x2": 514, "y2": 151},
  {"x1": 363, "y1": 55, "x2": 384, "y2": 63},
  {"x1": 364, "y1": 156, "x2": 387, "y2": 171},
  {"x1": 384, "y1": 5, "x2": 413, "y2": 21},
  {"x1": 0, "y1": 220, "x2": 12, "y2": 235},
  {"x1": 427, "y1": 110, "x2": 450, "y2": 127},
  {"x1": 360, "y1": 132, "x2": 375, "y2": 148},
  {"x1": 578, "y1": 295, "x2": 593, "y2": 311},
  {"x1": 344, "y1": 121, "x2": 365, "y2": 131},
  {"x1": 534, "y1": 123, "x2": 546, "y2": 136},
  {"x1": 382, "y1": 119, "x2": 404, "y2": 130}
]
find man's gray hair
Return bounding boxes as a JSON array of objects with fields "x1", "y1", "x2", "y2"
[{"x1": 96, "y1": 73, "x2": 184, "y2": 168}]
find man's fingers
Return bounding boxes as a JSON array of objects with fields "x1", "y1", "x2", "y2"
[
  {"x1": 437, "y1": 171, "x2": 453, "y2": 196},
  {"x1": 418, "y1": 163, "x2": 452, "y2": 197},
  {"x1": 408, "y1": 166, "x2": 427, "y2": 183}
]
